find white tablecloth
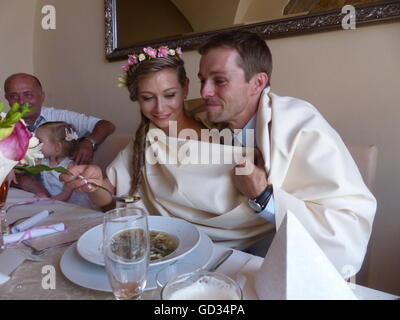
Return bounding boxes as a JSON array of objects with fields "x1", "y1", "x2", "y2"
[{"x1": 0, "y1": 188, "x2": 397, "y2": 300}]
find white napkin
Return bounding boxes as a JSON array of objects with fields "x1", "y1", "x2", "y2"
[
  {"x1": 11, "y1": 210, "x2": 50, "y2": 233},
  {"x1": 253, "y1": 211, "x2": 357, "y2": 300},
  {"x1": 3, "y1": 223, "x2": 65, "y2": 244},
  {"x1": 0, "y1": 248, "x2": 26, "y2": 285}
]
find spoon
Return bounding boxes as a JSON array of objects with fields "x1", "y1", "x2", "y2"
[
  {"x1": 208, "y1": 249, "x2": 233, "y2": 272},
  {"x1": 65, "y1": 171, "x2": 141, "y2": 204},
  {"x1": 82, "y1": 179, "x2": 141, "y2": 204}
]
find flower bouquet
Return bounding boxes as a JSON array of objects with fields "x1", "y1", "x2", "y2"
[{"x1": 0, "y1": 101, "x2": 69, "y2": 187}]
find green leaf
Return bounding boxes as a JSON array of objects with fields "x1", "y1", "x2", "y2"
[
  {"x1": 0, "y1": 102, "x2": 32, "y2": 129},
  {"x1": 15, "y1": 164, "x2": 71, "y2": 176}
]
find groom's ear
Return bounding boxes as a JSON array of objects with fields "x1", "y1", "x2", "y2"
[{"x1": 250, "y1": 72, "x2": 268, "y2": 96}]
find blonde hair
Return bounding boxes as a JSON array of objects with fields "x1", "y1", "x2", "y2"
[
  {"x1": 125, "y1": 55, "x2": 187, "y2": 194},
  {"x1": 37, "y1": 121, "x2": 78, "y2": 158}
]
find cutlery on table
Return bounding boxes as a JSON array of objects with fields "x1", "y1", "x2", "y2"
[
  {"x1": 21, "y1": 239, "x2": 77, "y2": 256},
  {"x1": 4, "y1": 199, "x2": 52, "y2": 213},
  {"x1": 208, "y1": 249, "x2": 233, "y2": 272}
]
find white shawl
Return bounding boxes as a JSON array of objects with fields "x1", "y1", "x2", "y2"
[
  {"x1": 257, "y1": 87, "x2": 376, "y2": 273},
  {"x1": 107, "y1": 87, "x2": 376, "y2": 272}
]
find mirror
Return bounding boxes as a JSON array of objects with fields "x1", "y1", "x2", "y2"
[{"x1": 105, "y1": 0, "x2": 400, "y2": 61}]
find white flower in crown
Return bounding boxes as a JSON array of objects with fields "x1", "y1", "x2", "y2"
[
  {"x1": 168, "y1": 49, "x2": 176, "y2": 56},
  {"x1": 138, "y1": 53, "x2": 146, "y2": 62}
]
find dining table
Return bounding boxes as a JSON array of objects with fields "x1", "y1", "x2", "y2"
[{"x1": 0, "y1": 187, "x2": 398, "y2": 300}]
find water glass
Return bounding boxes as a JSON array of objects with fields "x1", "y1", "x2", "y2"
[
  {"x1": 156, "y1": 262, "x2": 202, "y2": 290},
  {"x1": 161, "y1": 270, "x2": 243, "y2": 300},
  {"x1": 103, "y1": 207, "x2": 150, "y2": 300}
]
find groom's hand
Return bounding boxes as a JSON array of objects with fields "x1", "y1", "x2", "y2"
[{"x1": 232, "y1": 148, "x2": 268, "y2": 199}]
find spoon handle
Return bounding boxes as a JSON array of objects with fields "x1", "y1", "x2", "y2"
[
  {"x1": 66, "y1": 171, "x2": 140, "y2": 203},
  {"x1": 208, "y1": 249, "x2": 233, "y2": 272}
]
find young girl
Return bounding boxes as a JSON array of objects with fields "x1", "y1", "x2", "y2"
[{"x1": 35, "y1": 121, "x2": 97, "y2": 209}]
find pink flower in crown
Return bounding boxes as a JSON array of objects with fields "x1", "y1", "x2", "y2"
[
  {"x1": 122, "y1": 65, "x2": 130, "y2": 72},
  {"x1": 143, "y1": 47, "x2": 157, "y2": 59},
  {"x1": 157, "y1": 46, "x2": 169, "y2": 58},
  {"x1": 128, "y1": 55, "x2": 138, "y2": 65},
  {"x1": 176, "y1": 47, "x2": 183, "y2": 57}
]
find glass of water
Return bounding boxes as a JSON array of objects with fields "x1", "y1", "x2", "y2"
[
  {"x1": 156, "y1": 262, "x2": 201, "y2": 290},
  {"x1": 161, "y1": 270, "x2": 243, "y2": 300},
  {"x1": 103, "y1": 207, "x2": 150, "y2": 300}
]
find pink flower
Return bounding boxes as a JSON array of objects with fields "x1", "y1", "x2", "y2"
[
  {"x1": 0, "y1": 120, "x2": 32, "y2": 161},
  {"x1": 128, "y1": 55, "x2": 138, "y2": 65},
  {"x1": 176, "y1": 47, "x2": 183, "y2": 57},
  {"x1": 157, "y1": 46, "x2": 169, "y2": 58},
  {"x1": 143, "y1": 47, "x2": 157, "y2": 59},
  {"x1": 122, "y1": 64, "x2": 130, "y2": 72}
]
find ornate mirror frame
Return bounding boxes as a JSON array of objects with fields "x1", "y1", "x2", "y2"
[{"x1": 105, "y1": 0, "x2": 400, "y2": 61}]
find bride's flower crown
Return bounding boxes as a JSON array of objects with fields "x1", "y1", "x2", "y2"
[{"x1": 118, "y1": 46, "x2": 183, "y2": 88}]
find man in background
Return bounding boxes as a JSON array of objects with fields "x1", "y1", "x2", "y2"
[{"x1": 4, "y1": 73, "x2": 115, "y2": 196}]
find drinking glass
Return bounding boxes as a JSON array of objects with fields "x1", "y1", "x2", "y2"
[
  {"x1": 156, "y1": 262, "x2": 201, "y2": 290},
  {"x1": 103, "y1": 207, "x2": 150, "y2": 300},
  {"x1": 0, "y1": 180, "x2": 9, "y2": 209},
  {"x1": 161, "y1": 270, "x2": 243, "y2": 300},
  {"x1": 0, "y1": 180, "x2": 10, "y2": 251}
]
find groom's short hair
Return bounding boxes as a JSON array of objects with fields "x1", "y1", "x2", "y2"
[{"x1": 199, "y1": 30, "x2": 272, "y2": 86}]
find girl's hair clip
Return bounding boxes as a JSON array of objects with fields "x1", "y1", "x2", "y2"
[{"x1": 65, "y1": 128, "x2": 78, "y2": 141}]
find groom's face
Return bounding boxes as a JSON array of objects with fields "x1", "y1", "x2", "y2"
[{"x1": 198, "y1": 47, "x2": 252, "y2": 129}]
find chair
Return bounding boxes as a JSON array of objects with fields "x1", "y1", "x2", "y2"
[
  {"x1": 346, "y1": 144, "x2": 378, "y2": 287},
  {"x1": 347, "y1": 144, "x2": 378, "y2": 192}
]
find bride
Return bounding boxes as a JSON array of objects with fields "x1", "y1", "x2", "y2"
[{"x1": 61, "y1": 46, "x2": 272, "y2": 249}]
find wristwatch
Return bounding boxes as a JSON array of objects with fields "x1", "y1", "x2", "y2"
[
  {"x1": 85, "y1": 137, "x2": 97, "y2": 149},
  {"x1": 248, "y1": 184, "x2": 273, "y2": 213}
]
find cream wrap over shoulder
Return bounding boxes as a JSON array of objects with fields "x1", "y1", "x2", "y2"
[{"x1": 107, "y1": 87, "x2": 376, "y2": 272}]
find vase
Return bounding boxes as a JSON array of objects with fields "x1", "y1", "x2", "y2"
[
  {"x1": 0, "y1": 180, "x2": 9, "y2": 247},
  {"x1": 0, "y1": 179, "x2": 9, "y2": 209}
]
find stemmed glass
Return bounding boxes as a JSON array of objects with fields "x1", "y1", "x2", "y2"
[
  {"x1": 0, "y1": 179, "x2": 10, "y2": 252},
  {"x1": 103, "y1": 207, "x2": 150, "y2": 300}
]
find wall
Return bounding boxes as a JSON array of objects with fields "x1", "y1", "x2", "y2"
[
  {"x1": 0, "y1": 0, "x2": 37, "y2": 97},
  {"x1": 3, "y1": 0, "x2": 400, "y2": 295},
  {"x1": 33, "y1": 0, "x2": 138, "y2": 136}
]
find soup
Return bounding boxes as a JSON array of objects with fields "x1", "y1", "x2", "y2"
[
  {"x1": 150, "y1": 231, "x2": 179, "y2": 261},
  {"x1": 110, "y1": 229, "x2": 179, "y2": 261}
]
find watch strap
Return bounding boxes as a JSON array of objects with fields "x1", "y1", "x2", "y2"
[
  {"x1": 85, "y1": 137, "x2": 97, "y2": 149},
  {"x1": 252, "y1": 184, "x2": 273, "y2": 211}
]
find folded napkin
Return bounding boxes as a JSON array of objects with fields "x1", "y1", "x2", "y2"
[
  {"x1": 252, "y1": 211, "x2": 357, "y2": 300},
  {"x1": 3, "y1": 223, "x2": 65, "y2": 244},
  {"x1": 11, "y1": 210, "x2": 50, "y2": 233},
  {"x1": 0, "y1": 248, "x2": 26, "y2": 285}
]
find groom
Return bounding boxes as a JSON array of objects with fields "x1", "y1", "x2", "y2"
[{"x1": 197, "y1": 30, "x2": 376, "y2": 274}]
